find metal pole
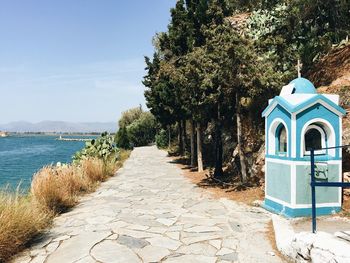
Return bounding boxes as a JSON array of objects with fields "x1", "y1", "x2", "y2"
[{"x1": 311, "y1": 149, "x2": 317, "y2": 233}]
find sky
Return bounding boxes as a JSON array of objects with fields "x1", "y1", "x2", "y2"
[{"x1": 0, "y1": 0, "x2": 176, "y2": 123}]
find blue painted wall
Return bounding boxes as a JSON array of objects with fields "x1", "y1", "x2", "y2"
[
  {"x1": 266, "y1": 104, "x2": 291, "y2": 159},
  {"x1": 266, "y1": 161, "x2": 291, "y2": 203},
  {"x1": 296, "y1": 103, "x2": 341, "y2": 159},
  {"x1": 296, "y1": 164, "x2": 340, "y2": 204}
]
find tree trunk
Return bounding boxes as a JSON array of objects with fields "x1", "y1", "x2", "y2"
[
  {"x1": 168, "y1": 125, "x2": 171, "y2": 148},
  {"x1": 178, "y1": 121, "x2": 184, "y2": 155},
  {"x1": 214, "y1": 104, "x2": 223, "y2": 178},
  {"x1": 196, "y1": 122, "x2": 203, "y2": 172},
  {"x1": 190, "y1": 120, "x2": 196, "y2": 167},
  {"x1": 236, "y1": 93, "x2": 248, "y2": 183},
  {"x1": 182, "y1": 120, "x2": 187, "y2": 154}
]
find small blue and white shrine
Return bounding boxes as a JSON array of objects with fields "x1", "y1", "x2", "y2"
[{"x1": 262, "y1": 77, "x2": 346, "y2": 217}]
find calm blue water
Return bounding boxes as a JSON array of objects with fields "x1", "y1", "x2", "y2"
[{"x1": 0, "y1": 135, "x2": 90, "y2": 190}]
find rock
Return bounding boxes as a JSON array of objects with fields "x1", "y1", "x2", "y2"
[
  {"x1": 146, "y1": 236, "x2": 182, "y2": 250},
  {"x1": 182, "y1": 234, "x2": 222, "y2": 245},
  {"x1": 116, "y1": 228, "x2": 161, "y2": 239},
  {"x1": 166, "y1": 231, "x2": 180, "y2": 240},
  {"x1": 291, "y1": 232, "x2": 317, "y2": 260},
  {"x1": 136, "y1": 245, "x2": 170, "y2": 262},
  {"x1": 91, "y1": 240, "x2": 141, "y2": 263},
  {"x1": 228, "y1": 221, "x2": 243, "y2": 232},
  {"x1": 209, "y1": 239, "x2": 222, "y2": 250},
  {"x1": 216, "y1": 247, "x2": 235, "y2": 256},
  {"x1": 177, "y1": 243, "x2": 217, "y2": 256},
  {"x1": 184, "y1": 226, "x2": 222, "y2": 233},
  {"x1": 146, "y1": 226, "x2": 167, "y2": 234},
  {"x1": 117, "y1": 235, "x2": 149, "y2": 248},
  {"x1": 46, "y1": 231, "x2": 110, "y2": 263},
  {"x1": 157, "y1": 218, "x2": 177, "y2": 226},
  {"x1": 219, "y1": 252, "x2": 238, "y2": 261}
]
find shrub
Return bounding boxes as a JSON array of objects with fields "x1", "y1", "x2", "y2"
[
  {"x1": 80, "y1": 158, "x2": 106, "y2": 182},
  {"x1": 31, "y1": 166, "x2": 80, "y2": 213},
  {"x1": 31, "y1": 155, "x2": 122, "y2": 214},
  {"x1": 118, "y1": 106, "x2": 143, "y2": 129},
  {"x1": 155, "y1": 129, "x2": 168, "y2": 149},
  {"x1": 115, "y1": 126, "x2": 131, "y2": 149},
  {"x1": 73, "y1": 132, "x2": 119, "y2": 164},
  {"x1": 127, "y1": 112, "x2": 157, "y2": 147},
  {"x1": 0, "y1": 191, "x2": 51, "y2": 262}
]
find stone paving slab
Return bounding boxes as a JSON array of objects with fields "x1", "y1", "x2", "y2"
[{"x1": 13, "y1": 146, "x2": 283, "y2": 263}]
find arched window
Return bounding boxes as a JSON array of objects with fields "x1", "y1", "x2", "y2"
[
  {"x1": 268, "y1": 118, "x2": 289, "y2": 156},
  {"x1": 304, "y1": 124, "x2": 326, "y2": 155},
  {"x1": 276, "y1": 124, "x2": 287, "y2": 155},
  {"x1": 275, "y1": 123, "x2": 288, "y2": 156},
  {"x1": 305, "y1": 129, "x2": 322, "y2": 151}
]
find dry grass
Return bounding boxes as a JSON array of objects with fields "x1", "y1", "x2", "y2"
[
  {"x1": 116, "y1": 150, "x2": 131, "y2": 170},
  {"x1": 0, "y1": 191, "x2": 52, "y2": 262},
  {"x1": 31, "y1": 165, "x2": 88, "y2": 213},
  {"x1": 31, "y1": 152, "x2": 132, "y2": 213},
  {"x1": 81, "y1": 158, "x2": 106, "y2": 183}
]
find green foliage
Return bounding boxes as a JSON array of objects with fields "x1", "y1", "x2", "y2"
[
  {"x1": 246, "y1": 0, "x2": 350, "y2": 73},
  {"x1": 116, "y1": 108, "x2": 158, "y2": 148},
  {"x1": 73, "y1": 132, "x2": 119, "y2": 163},
  {"x1": 155, "y1": 129, "x2": 168, "y2": 149},
  {"x1": 115, "y1": 127, "x2": 131, "y2": 150},
  {"x1": 127, "y1": 112, "x2": 157, "y2": 147},
  {"x1": 118, "y1": 106, "x2": 143, "y2": 128},
  {"x1": 143, "y1": 0, "x2": 350, "y2": 178}
]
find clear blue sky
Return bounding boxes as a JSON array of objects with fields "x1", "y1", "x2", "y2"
[{"x1": 0, "y1": 0, "x2": 175, "y2": 123}]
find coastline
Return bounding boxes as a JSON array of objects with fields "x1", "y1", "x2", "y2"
[{"x1": 0, "y1": 144, "x2": 130, "y2": 262}]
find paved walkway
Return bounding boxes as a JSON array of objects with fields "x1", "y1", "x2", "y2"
[{"x1": 14, "y1": 146, "x2": 284, "y2": 263}]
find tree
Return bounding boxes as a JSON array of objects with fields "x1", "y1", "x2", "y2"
[
  {"x1": 199, "y1": 18, "x2": 281, "y2": 180},
  {"x1": 116, "y1": 108, "x2": 158, "y2": 148},
  {"x1": 144, "y1": 0, "x2": 194, "y2": 156},
  {"x1": 115, "y1": 127, "x2": 131, "y2": 150},
  {"x1": 127, "y1": 112, "x2": 157, "y2": 147},
  {"x1": 118, "y1": 106, "x2": 143, "y2": 129}
]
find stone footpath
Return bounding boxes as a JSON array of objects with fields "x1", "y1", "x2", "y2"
[{"x1": 14, "y1": 146, "x2": 283, "y2": 263}]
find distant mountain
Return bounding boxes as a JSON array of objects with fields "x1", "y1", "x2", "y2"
[{"x1": 0, "y1": 121, "x2": 117, "y2": 133}]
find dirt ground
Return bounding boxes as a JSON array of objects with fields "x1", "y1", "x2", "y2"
[{"x1": 176, "y1": 163, "x2": 264, "y2": 205}]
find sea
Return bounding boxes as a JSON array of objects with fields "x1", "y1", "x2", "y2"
[{"x1": 0, "y1": 135, "x2": 92, "y2": 191}]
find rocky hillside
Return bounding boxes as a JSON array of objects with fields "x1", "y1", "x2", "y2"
[{"x1": 307, "y1": 43, "x2": 350, "y2": 171}]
